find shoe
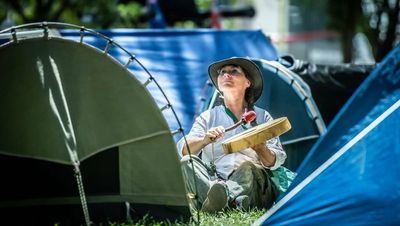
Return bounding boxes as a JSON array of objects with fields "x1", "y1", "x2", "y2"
[
  {"x1": 201, "y1": 181, "x2": 228, "y2": 213},
  {"x1": 234, "y1": 195, "x2": 250, "y2": 211}
]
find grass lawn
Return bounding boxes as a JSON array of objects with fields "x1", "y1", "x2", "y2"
[{"x1": 107, "y1": 208, "x2": 266, "y2": 226}]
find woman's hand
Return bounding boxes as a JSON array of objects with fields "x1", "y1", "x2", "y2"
[
  {"x1": 251, "y1": 141, "x2": 267, "y2": 153},
  {"x1": 251, "y1": 141, "x2": 276, "y2": 167},
  {"x1": 203, "y1": 126, "x2": 225, "y2": 145},
  {"x1": 182, "y1": 126, "x2": 225, "y2": 156}
]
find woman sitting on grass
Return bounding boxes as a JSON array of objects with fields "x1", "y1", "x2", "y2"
[{"x1": 177, "y1": 57, "x2": 286, "y2": 213}]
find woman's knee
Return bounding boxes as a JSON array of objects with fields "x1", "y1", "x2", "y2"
[
  {"x1": 236, "y1": 161, "x2": 257, "y2": 173},
  {"x1": 180, "y1": 155, "x2": 209, "y2": 177},
  {"x1": 229, "y1": 162, "x2": 257, "y2": 184},
  {"x1": 180, "y1": 154, "x2": 201, "y2": 164}
]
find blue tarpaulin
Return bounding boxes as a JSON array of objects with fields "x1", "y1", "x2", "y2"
[
  {"x1": 255, "y1": 44, "x2": 400, "y2": 225},
  {"x1": 61, "y1": 29, "x2": 278, "y2": 138}
]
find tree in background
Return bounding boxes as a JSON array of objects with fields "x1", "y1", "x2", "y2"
[
  {"x1": 293, "y1": 0, "x2": 399, "y2": 62},
  {"x1": 2, "y1": 0, "x2": 397, "y2": 62},
  {"x1": 0, "y1": 0, "x2": 147, "y2": 29},
  {"x1": 0, "y1": 0, "x2": 251, "y2": 29},
  {"x1": 327, "y1": 0, "x2": 363, "y2": 62},
  {"x1": 361, "y1": 0, "x2": 400, "y2": 61},
  {"x1": 327, "y1": 0, "x2": 399, "y2": 62}
]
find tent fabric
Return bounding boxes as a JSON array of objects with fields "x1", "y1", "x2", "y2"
[
  {"x1": 0, "y1": 36, "x2": 189, "y2": 223},
  {"x1": 60, "y1": 29, "x2": 278, "y2": 139},
  {"x1": 0, "y1": 38, "x2": 171, "y2": 164},
  {"x1": 256, "y1": 44, "x2": 400, "y2": 225},
  {"x1": 255, "y1": 59, "x2": 326, "y2": 171},
  {"x1": 278, "y1": 55, "x2": 375, "y2": 125},
  {"x1": 0, "y1": 25, "x2": 279, "y2": 224}
]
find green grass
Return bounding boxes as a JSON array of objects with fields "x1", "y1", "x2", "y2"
[
  {"x1": 107, "y1": 209, "x2": 266, "y2": 226},
  {"x1": 195, "y1": 209, "x2": 265, "y2": 226}
]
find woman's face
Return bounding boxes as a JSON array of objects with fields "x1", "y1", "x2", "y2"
[{"x1": 217, "y1": 65, "x2": 251, "y2": 95}]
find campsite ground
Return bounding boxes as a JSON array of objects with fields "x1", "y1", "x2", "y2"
[{"x1": 108, "y1": 208, "x2": 265, "y2": 226}]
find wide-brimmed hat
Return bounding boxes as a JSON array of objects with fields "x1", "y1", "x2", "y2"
[{"x1": 208, "y1": 57, "x2": 263, "y2": 102}]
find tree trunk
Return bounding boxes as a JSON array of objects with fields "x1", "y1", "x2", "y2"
[
  {"x1": 340, "y1": 1, "x2": 362, "y2": 63},
  {"x1": 377, "y1": 0, "x2": 399, "y2": 61}
]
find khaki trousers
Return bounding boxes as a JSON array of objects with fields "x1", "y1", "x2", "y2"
[{"x1": 180, "y1": 155, "x2": 279, "y2": 210}]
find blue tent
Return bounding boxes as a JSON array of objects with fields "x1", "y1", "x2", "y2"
[
  {"x1": 61, "y1": 29, "x2": 278, "y2": 139},
  {"x1": 255, "y1": 44, "x2": 400, "y2": 225}
]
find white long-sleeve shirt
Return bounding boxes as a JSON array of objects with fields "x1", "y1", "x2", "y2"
[{"x1": 177, "y1": 105, "x2": 286, "y2": 179}]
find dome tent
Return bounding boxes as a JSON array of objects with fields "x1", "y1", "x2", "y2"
[
  {"x1": 0, "y1": 23, "x2": 190, "y2": 224},
  {"x1": 255, "y1": 43, "x2": 400, "y2": 225}
]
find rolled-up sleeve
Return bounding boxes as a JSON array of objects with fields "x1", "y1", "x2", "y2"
[
  {"x1": 260, "y1": 110, "x2": 287, "y2": 170},
  {"x1": 176, "y1": 114, "x2": 208, "y2": 158},
  {"x1": 265, "y1": 137, "x2": 286, "y2": 170}
]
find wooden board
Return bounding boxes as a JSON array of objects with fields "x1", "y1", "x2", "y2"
[{"x1": 222, "y1": 117, "x2": 291, "y2": 154}]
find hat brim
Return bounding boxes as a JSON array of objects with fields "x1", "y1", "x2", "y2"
[{"x1": 208, "y1": 57, "x2": 263, "y2": 102}]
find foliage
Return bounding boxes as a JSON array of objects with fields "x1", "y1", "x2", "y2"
[
  {"x1": 106, "y1": 208, "x2": 266, "y2": 226},
  {"x1": 0, "y1": 0, "x2": 256, "y2": 30},
  {"x1": 295, "y1": 0, "x2": 399, "y2": 62},
  {"x1": 360, "y1": 0, "x2": 400, "y2": 61},
  {"x1": 0, "y1": 0, "x2": 147, "y2": 29},
  {"x1": 327, "y1": 0, "x2": 399, "y2": 61},
  {"x1": 196, "y1": 0, "x2": 213, "y2": 11},
  {"x1": 196, "y1": 0, "x2": 253, "y2": 11},
  {"x1": 327, "y1": 0, "x2": 364, "y2": 62}
]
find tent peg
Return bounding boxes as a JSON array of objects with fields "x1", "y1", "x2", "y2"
[
  {"x1": 104, "y1": 39, "x2": 113, "y2": 54},
  {"x1": 171, "y1": 128, "x2": 183, "y2": 136},
  {"x1": 160, "y1": 104, "x2": 171, "y2": 112},
  {"x1": 79, "y1": 27, "x2": 85, "y2": 43},
  {"x1": 143, "y1": 77, "x2": 153, "y2": 87},
  {"x1": 10, "y1": 28, "x2": 18, "y2": 43},
  {"x1": 42, "y1": 22, "x2": 49, "y2": 39},
  {"x1": 124, "y1": 56, "x2": 135, "y2": 68}
]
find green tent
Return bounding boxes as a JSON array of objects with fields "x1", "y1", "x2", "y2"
[{"x1": 0, "y1": 26, "x2": 190, "y2": 224}]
